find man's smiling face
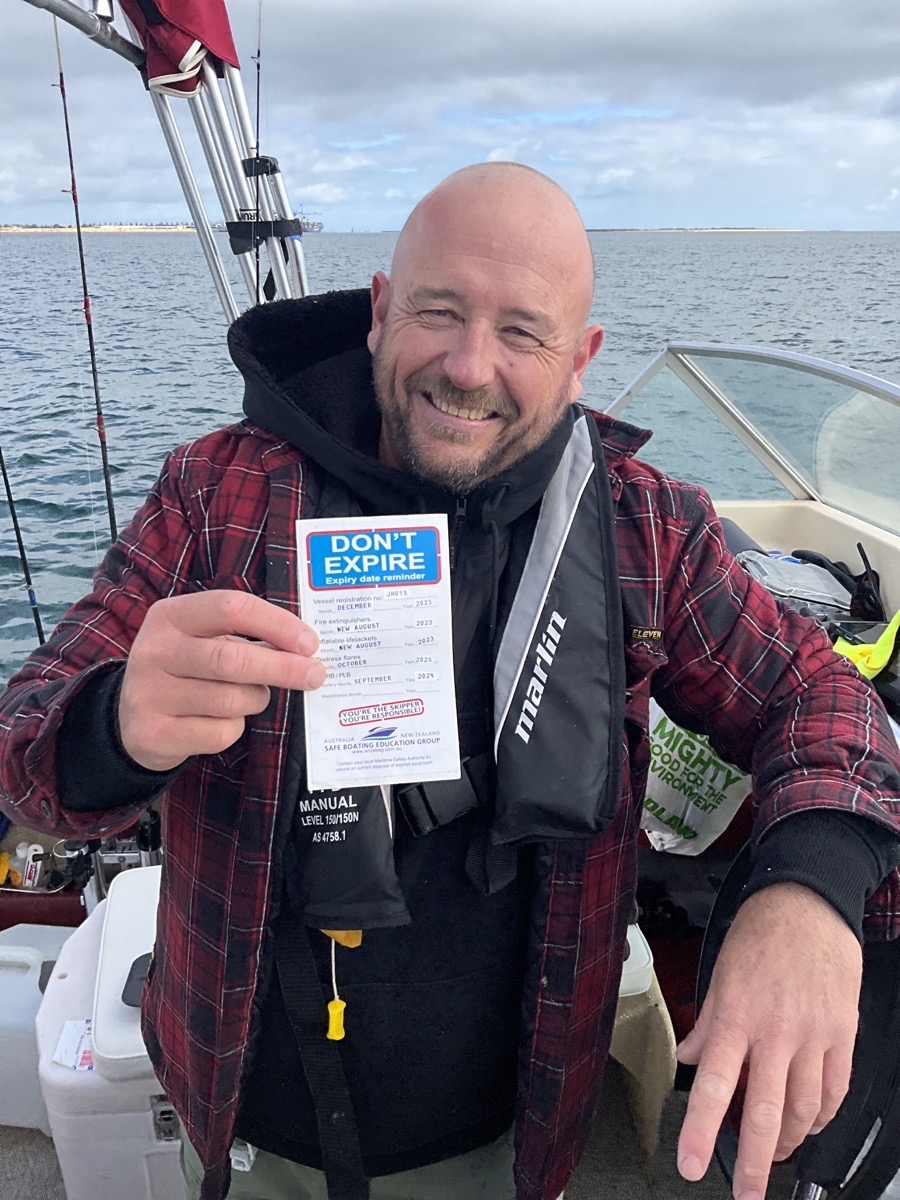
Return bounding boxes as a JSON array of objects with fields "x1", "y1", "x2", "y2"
[{"x1": 368, "y1": 166, "x2": 604, "y2": 493}]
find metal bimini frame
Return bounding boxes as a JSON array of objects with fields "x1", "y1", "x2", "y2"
[{"x1": 23, "y1": 0, "x2": 309, "y2": 323}]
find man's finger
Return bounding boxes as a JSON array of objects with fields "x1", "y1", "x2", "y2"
[
  {"x1": 809, "y1": 1041, "x2": 854, "y2": 1134},
  {"x1": 678, "y1": 1030, "x2": 747, "y2": 1182},
  {"x1": 141, "y1": 714, "x2": 255, "y2": 761},
  {"x1": 731, "y1": 1046, "x2": 790, "y2": 1200},
  {"x1": 164, "y1": 632, "x2": 325, "y2": 691},
  {"x1": 154, "y1": 677, "x2": 273, "y2": 721},
  {"x1": 162, "y1": 591, "x2": 319, "y2": 656},
  {"x1": 774, "y1": 1047, "x2": 822, "y2": 1160}
]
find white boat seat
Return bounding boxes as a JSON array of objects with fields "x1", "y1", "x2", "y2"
[{"x1": 93, "y1": 865, "x2": 161, "y2": 1080}]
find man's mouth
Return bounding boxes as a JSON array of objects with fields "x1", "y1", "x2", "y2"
[{"x1": 422, "y1": 389, "x2": 499, "y2": 421}]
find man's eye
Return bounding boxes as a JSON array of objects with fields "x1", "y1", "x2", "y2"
[
  {"x1": 504, "y1": 327, "x2": 539, "y2": 344},
  {"x1": 421, "y1": 308, "x2": 455, "y2": 320}
]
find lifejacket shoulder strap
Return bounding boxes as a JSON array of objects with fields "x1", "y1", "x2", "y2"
[{"x1": 274, "y1": 913, "x2": 369, "y2": 1200}]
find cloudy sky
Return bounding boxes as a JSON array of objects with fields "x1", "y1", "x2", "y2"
[{"x1": 3, "y1": 0, "x2": 900, "y2": 231}]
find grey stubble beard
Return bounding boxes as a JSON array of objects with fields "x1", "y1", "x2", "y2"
[{"x1": 372, "y1": 346, "x2": 569, "y2": 494}]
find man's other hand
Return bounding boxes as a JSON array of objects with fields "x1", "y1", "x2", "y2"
[
  {"x1": 118, "y1": 591, "x2": 325, "y2": 772},
  {"x1": 675, "y1": 882, "x2": 862, "y2": 1200}
]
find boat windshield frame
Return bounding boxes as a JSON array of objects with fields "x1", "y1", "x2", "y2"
[{"x1": 606, "y1": 343, "x2": 900, "y2": 528}]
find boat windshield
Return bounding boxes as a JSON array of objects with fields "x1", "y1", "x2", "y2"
[{"x1": 606, "y1": 345, "x2": 900, "y2": 536}]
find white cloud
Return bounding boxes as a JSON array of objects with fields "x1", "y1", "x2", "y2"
[
  {"x1": 486, "y1": 139, "x2": 540, "y2": 162},
  {"x1": 3, "y1": 0, "x2": 900, "y2": 230},
  {"x1": 595, "y1": 168, "x2": 635, "y2": 188},
  {"x1": 312, "y1": 154, "x2": 374, "y2": 174},
  {"x1": 294, "y1": 183, "x2": 348, "y2": 204}
]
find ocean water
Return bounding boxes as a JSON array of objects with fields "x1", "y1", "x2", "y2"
[{"x1": 2, "y1": 228, "x2": 900, "y2": 680}]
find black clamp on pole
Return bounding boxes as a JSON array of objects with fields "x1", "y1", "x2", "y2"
[
  {"x1": 242, "y1": 155, "x2": 280, "y2": 177},
  {"x1": 224, "y1": 217, "x2": 303, "y2": 255}
]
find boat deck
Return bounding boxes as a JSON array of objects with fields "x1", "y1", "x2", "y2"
[{"x1": 1, "y1": 1061, "x2": 799, "y2": 1200}]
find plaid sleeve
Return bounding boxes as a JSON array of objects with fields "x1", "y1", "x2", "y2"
[
  {"x1": 0, "y1": 435, "x2": 227, "y2": 839},
  {"x1": 651, "y1": 486, "x2": 900, "y2": 932}
]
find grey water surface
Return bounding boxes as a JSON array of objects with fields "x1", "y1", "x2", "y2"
[{"x1": 2, "y1": 228, "x2": 900, "y2": 680}]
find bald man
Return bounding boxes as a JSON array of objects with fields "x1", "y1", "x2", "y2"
[{"x1": 2, "y1": 164, "x2": 899, "y2": 1200}]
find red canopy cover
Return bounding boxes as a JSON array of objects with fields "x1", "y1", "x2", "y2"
[{"x1": 119, "y1": 0, "x2": 239, "y2": 96}]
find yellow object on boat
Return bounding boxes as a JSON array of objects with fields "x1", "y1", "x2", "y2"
[
  {"x1": 834, "y1": 611, "x2": 900, "y2": 680},
  {"x1": 0, "y1": 852, "x2": 8, "y2": 886}
]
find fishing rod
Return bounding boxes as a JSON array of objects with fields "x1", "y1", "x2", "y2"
[
  {"x1": 53, "y1": 16, "x2": 118, "y2": 543},
  {"x1": 0, "y1": 446, "x2": 45, "y2": 646},
  {"x1": 252, "y1": 1, "x2": 263, "y2": 302}
]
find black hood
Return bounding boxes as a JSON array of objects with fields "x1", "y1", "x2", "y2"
[{"x1": 228, "y1": 288, "x2": 576, "y2": 528}]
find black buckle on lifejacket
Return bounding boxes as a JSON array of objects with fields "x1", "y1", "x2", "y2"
[{"x1": 395, "y1": 761, "x2": 480, "y2": 835}]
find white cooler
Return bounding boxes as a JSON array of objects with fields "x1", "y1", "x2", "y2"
[
  {"x1": 0, "y1": 922, "x2": 78, "y2": 1133},
  {"x1": 35, "y1": 866, "x2": 185, "y2": 1200}
]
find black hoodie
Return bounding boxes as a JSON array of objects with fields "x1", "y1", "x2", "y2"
[{"x1": 231, "y1": 290, "x2": 580, "y2": 1174}]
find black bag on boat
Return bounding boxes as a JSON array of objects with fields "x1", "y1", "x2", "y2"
[{"x1": 735, "y1": 549, "x2": 855, "y2": 620}]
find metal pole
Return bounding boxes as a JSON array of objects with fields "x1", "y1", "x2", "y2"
[
  {"x1": 23, "y1": 0, "x2": 144, "y2": 66},
  {"x1": 224, "y1": 64, "x2": 308, "y2": 297},
  {"x1": 149, "y1": 92, "x2": 240, "y2": 323},
  {"x1": 214, "y1": 61, "x2": 291, "y2": 294},
  {"x1": 189, "y1": 94, "x2": 239, "y2": 217},
  {"x1": 790, "y1": 1184, "x2": 827, "y2": 1200},
  {"x1": 268, "y1": 169, "x2": 310, "y2": 295},
  {"x1": 189, "y1": 93, "x2": 263, "y2": 305},
  {"x1": 201, "y1": 60, "x2": 293, "y2": 301}
]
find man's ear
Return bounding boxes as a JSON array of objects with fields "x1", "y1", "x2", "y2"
[
  {"x1": 567, "y1": 325, "x2": 605, "y2": 403},
  {"x1": 367, "y1": 271, "x2": 391, "y2": 354}
]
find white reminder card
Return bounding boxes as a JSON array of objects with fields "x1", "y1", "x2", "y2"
[{"x1": 297, "y1": 514, "x2": 460, "y2": 790}]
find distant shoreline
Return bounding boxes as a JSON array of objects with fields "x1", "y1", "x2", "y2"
[
  {"x1": 4, "y1": 225, "x2": 892, "y2": 235},
  {"x1": 3, "y1": 224, "x2": 804, "y2": 236},
  {"x1": 1, "y1": 225, "x2": 196, "y2": 234},
  {"x1": 587, "y1": 227, "x2": 804, "y2": 233}
]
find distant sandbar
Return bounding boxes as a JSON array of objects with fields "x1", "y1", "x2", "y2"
[
  {"x1": 1, "y1": 225, "x2": 196, "y2": 234},
  {"x1": 587, "y1": 227, "x2": 802, "y2": 234}
]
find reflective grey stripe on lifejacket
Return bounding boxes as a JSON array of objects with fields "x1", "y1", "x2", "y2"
[
  {"x1": 492, "y1": 410, "x2": 624, "y2": 844},
  {"x1": 374, "y1": 412, "x2": 624, "y2": 882}
]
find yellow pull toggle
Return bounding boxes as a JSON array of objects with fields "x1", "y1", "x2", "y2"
[
  {"x1": 321, "y1": 929, "x2": 363, "y2": 949},
  {"x1": 327, "y1": 998, "x2": 347, "y2": 1040},
  {"x1": 834, "y1": 610, "x2": 900, "y2": 680}
]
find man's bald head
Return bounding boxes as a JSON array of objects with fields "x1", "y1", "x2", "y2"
[
  {"x1": 391, "y1": 163, "x2": 596, "y2": 327},
  {"x1": 367, "y1": 162, "x2": 604, "y2": 491}
]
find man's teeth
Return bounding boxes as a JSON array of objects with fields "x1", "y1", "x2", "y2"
[{"x1": 426, "y1": 393, "x2": 494, "y2": 420}]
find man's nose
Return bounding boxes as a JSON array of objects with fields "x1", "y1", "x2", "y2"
[{"x1": 442, "y1": 323, "x2": 496, "y2": 393}]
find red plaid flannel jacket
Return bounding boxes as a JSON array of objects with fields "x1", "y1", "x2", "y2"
[{"x1": 2, "y1": 410, "x2": 899, "y2": 1200}]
